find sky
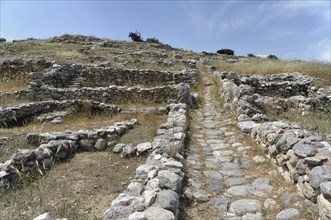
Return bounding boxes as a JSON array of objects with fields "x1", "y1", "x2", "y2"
[{"x1": 0, "y1": 0, "x2": 330, "y2": 62}]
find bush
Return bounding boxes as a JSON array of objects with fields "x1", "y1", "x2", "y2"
[
  {"x1": 247, "y1": 53, "x2": 255, "y2": 57},
  {"x1": 146, "y1": 37, "x2": 161, "y2": 44},
  {"x1": 0, "y1": 38, "x2": 6, "y2": 43},
  {"x1": 216, "y1": 49, "x2": 234, "y2": 56},
  {"x1": 128, "y1": 31, "x2": 144, "y2": 42},
  {"x1": 267, "y1": 54, "x2": 279, "y2": 60}
]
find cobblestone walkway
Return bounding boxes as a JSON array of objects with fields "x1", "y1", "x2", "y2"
[{"x1": 182, "y1": 78, "x2": 312, "y2": 220}]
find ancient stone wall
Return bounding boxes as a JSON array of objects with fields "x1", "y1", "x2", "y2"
[
  {"x1": 0, "y1": 119, "x2": 137, "y2": 190},
  {"x1": 0, "y1": 59, "x2": 54, "y2": 79},
  {"x1": 213, "y1": 70, "x2": 331, "y2": 219},
  {"x1": 104, "y1": 103, "x2": 188, "y2": 220},
  {"x1": 0, "y1": 100, "x2": 120, "y2": 127},
  {"x1": 81, "y1": 67, "x2": 199, "y2": 87}
]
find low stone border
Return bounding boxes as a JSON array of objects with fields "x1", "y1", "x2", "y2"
[
  {"x1": 213, "y1": 69, "x2": 331, "y2": 219},
  {"x1": 104, "y1": 103, "x2": 188, "y2": 220},
  {"x1": 0, "y1": 100, "x2": 121, "y2": 127},
  {"x1": 0, "y1": 119, "x2": 137, "y2": 190}
]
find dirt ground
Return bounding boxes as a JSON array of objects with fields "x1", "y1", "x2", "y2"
[{"x1": 0, "y1": 113, "x2": 166, "y2": 219}]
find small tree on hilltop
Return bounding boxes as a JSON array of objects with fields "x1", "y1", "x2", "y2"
[
  {"x1": 0, "y1": 38, "x2": 6, "y2": 43},
  {"x1": 267, "y1": 54, "x2": 278, "y2": 60},
  {"x1": 146, "y1": 37, "x2": 161, "y2": 44},
  {"x1": 216, "y1": 49, "x2": 234, "y2": 56},
  {"x1": 128, "y1": 31, "x2": 144, "y2": 42}
]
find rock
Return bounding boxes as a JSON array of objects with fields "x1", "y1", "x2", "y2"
[
  {"x1": 143, "y1": 190, "x2": 157, "y2": 207},
  {"x1": 309, "y1": 165, "x2": 331, "y2": 189},
  {"x1": 317, "y1": 194, "x2": 331, "y2": 220},
  {"x1": 227, "y1": 185, "x2": 264, "y2": 197},
  {"x1": 122, "y1": 145, "x2": 136, "y2": 157},
  {"x1": 129, "y1": 212, "x2": 147, "y2": 220},
  {"x1": 209, "y1": 197, "x2": 231, "y2": 212},
  {"x1": 136, "y1": 142, "x2": 152, "y2": 154},
  {"x1": 175, "y1": 83, "x2": 192, "y2": 105},
  {"x1": 164, "y1": 160, "x2": 183, "y2": 169},
  {"x1": 320, "y1": 181, "x2": 331, "y2": 200},
  {"x1": 143, "y1": 207, "x2": 175, "y2": 220},
  {"x1": 252, "y1": 178, "x2": 273, "y2": 192},
  {"x1": 264, "y1": 198, "x2": 279, "y2": 210},
  {"x1": 208, "y1": 180, "x2": 225, "y2": 191},
  {"x1": 237, "y1": 121, "x2": 256, "y2": 133},
  {"x1": 113, "y1": 143, "x2": 126, "y2": 153},
  {"x1": 33, "y1": 213, "x2": 52, "y2": 220},
  {"x1": 78, "y1": 139, "x2": 94, "y2": 151},
  {"x1": 304, "y1": 156, "x2": 328, "y2": 165},
  {"x1": 158, "y1": 170, "x2": 182, "y2": 192},
  {"x1": 127, "y1": 182, "x2": 144, "y2": 196},
  {"x1": 203, "y1": 170, "x2": 223, "y2": 180},
  {"x1": 225, "y1": 177, "x2": 247, "y2": 186},
  {"x1": 253, "y1": 156, "x2": 266, "y2": 164},
  {"x1": 276, "y1": 208, "x2": 300, "y2": 220},
  {"x1": 94, "y1": 138, "x2": 107, "y2": 150},
  {"x1": 104, "y1": 206, "x2": 129, "y2": 220},
  {"x1": 242, "y1": 212, "x2": 263, "y2": 220},
  {"x1": 295, "y1": 159, "x2": 307, "y2": 175},
  {"x1": 229, "y1": 199, "x2": 261, "y2": 214},
  {"x1": 293, "y1": 142, "x2": 317, "y2": 157},
  {"x1": 282, "y1": 192, "x2": 292, "y2": 204},
  {"x1": 155, "y1": 190, "x2": 179, "y2": 214}
]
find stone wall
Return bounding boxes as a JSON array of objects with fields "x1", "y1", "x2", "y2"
[
  {"x1": 0, "y1": 59, "x2": 54, "y2": 79},
  {"x1": 0, "y1": 100, "x2": 120, "y2": 127},
  {"x1": 213, "y1": 69, "x2": 331, "y2": 219},
  {"x1": 0, "y1": 119, "x2": 137, "y2": 190},
  {"x1": 80, "y1": 67, "x2": 199, "y2": 87},
  {"x1": 104, "y1": 103, "x2": 188, "y2": 220}
]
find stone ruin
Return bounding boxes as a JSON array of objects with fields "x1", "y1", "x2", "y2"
[
  {"x1": 0, "y1": 57, "x2": 197, "y2": 219},
  {"x1": 212, "y1": 69, "x2": 331, "y2": 219},
  {"x1": 0, "y1": 54, "x2": 330, "y2": 220}
]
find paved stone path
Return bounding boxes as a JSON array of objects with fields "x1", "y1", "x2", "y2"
[{"x1": 182, "y1": 77, "x2": 313, "y2": 220}]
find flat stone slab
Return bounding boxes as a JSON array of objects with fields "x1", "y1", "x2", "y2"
[
  {"x1": 227, "y1": 185, "x2": 265, "y2": 197},
  {"x1": 252, "y1": 178, "x2": 273, "y2": 192},
  {"x1": 237, "y1": 121, "x2": 256, "y2": 133},
  {"x1": 276, "y1": 208, "x2": 300, "y2": 220},
  {"x1": 229, "y1": 199, "x2": 261, "y2": 214},
  {"x1": 225, "y1": 177, "x2": 248, "y2": 186},
  {"x1": 208, "y1": 180, "x2": 225, "y2": 192},
  {"x1": 203, "y1": 170, "x2": 223, "y2": 180},
  {"x1": 209, "y1": 197, "x2": 231, "y2": 212}
]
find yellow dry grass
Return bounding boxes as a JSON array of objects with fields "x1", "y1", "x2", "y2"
[{"x1": 211, "y1": 58, "x2": 331, "y2": 82}]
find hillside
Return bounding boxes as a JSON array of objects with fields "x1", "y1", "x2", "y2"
[{"x1": 0, "y1": 35, "x2": 330, "y2": 220}]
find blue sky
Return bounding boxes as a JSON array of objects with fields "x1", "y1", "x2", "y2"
[{"x1": 1, "y1": 0, "x2": 330, "y2": 62}]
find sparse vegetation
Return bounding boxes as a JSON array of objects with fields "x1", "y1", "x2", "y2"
[
  {"x1": 146, "y1": 37, "x2": 161, "y2": 44},
  {"x1": 267, "y1": 54, "x2": 279, "y2": 60},
  {"x1": 216, "y1": 48, "x2": 234, "y2": 55},
  {"x1": 211, "y1": 58, "x2": 331, "y2": 82},
  {"x1": 128, "y1": 31, "x2": 144, "y2": 42}
]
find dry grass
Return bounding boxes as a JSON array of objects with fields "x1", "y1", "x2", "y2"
[
  {"x1": 0, "y1": 76, "x2": 30, "y2": 92},
  {"x1": 55, "y1": 51, "x2": 82, "y2": 58},
  {"x1": 210, "y1": 58, "x2": 331, "y2": 82},
  {"x1": 282, "y1": 110, "x2": 331, "y2": 139},
  {"x1": 0, "y1": 112, "x2": 166, "y2": 162},
  {"x1": 0, "y1": 152, "x2": 147, "y2": 219}
]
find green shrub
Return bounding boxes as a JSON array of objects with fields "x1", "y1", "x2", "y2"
[
  {"x1": 128, "y1": 31, "x2": 144, "y2": 42},
  {"x1": 0, "y1": 38, "x2": 6, "y2": 43},
  {"x1": 247, "y1": 53, "x2": 255, "y2": 57},
  {"x1": 216, "y1": 49, "x2": 234, "y2": 55},
  {"x1": 267, "y1": 54, "x2": 278, "y2": 60},
  {"x1": 146, "y1": 38, "x2": 161, "y2": 44}
]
